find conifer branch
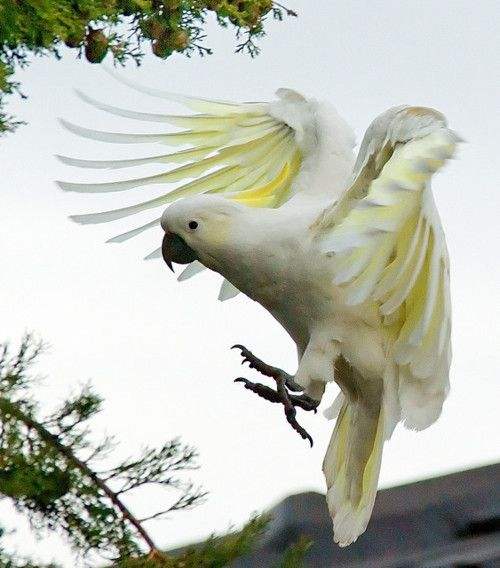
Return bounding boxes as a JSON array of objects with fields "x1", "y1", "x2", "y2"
[
  {"x1": 0, "y1": 1, "x2": 298, "y2": 135},
  {"x1": 0, "y1": 338, "x2": 311, "y2": 566},
  {"x1": 0, "y1": 396, "x2": 160, "y2": 554},
  {"x1": 0, "y1": 335, "x2": 205, "y2": 561}
]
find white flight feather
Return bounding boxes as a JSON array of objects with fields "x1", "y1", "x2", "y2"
[
  {"x1": 106, "y1": 218, "x2": 161, "y2": 244},
  {"x1": 218, "y1": 279, "x2": 240, "y2": 301},
  {"x1": 56, "y1": 146, "x2": 217, "y2": 170},
  {"x1": 144, "y1": 247, "x2": 161, "y2": 260},
  {"x1": 177, "y1": 261, "x2": 207, "y2": 282}
]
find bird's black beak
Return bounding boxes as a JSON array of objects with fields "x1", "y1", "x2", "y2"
[{"x1": 162, "y1": 231, "x2": 198, "y2": 272}]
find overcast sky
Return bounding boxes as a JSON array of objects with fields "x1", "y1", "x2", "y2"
[{"x1": 0, "y1": 1, "x2": 499, "y2": 565}]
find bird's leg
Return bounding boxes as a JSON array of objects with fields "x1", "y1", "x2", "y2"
[{"x1": 232, "y1": 345, "x2": 319, "y2": 446}]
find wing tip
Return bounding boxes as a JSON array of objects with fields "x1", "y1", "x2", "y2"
[
  {"x1": 56, "y1": 180, "x2": 88, "y2": 193},
  {"x1": 73, "y1": 88, "x2": 89, "y2": 103},
  {"x1": 68, "y1": 214, "x2": 88, "y2": 225},
  {"x1": 56, "y1": 180, "x2": 70, "y2": 191},
  {"x1": 144, "y1": 248, "x2": 161, "y2": 261},
  {"x1": 58, "y1": 117, "x2": 72, "y2": 131},
  {"x1": 69, "y1": 212, "x2": 111, "y2": 225},
  {"x1": 55, "y1": 154, "x2": 69, "y2": 165},
  {"x1": 56, "y1": 154, "x2": 98, "y2": 169}
]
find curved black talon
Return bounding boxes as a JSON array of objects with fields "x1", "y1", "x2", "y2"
[
  {"x1": 231, "y1": 344, "x2": 300, "y2": 390},
  {"x1": 232, "y1": 344, "x2": 318, "y2": 447},
  {"x1": 232, "y1": 344, "x2": 261, "y2": 371},
  {"x1": 289, "y1": 393, "x2": 319, "y2": 413}
]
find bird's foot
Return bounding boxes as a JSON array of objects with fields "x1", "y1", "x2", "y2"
[
  {"x1": 232, "y1": 345, "x2": 319, "y2": 447},
  {"x1": 231, "y1": 344, "x2": 302, "y2": 391}
]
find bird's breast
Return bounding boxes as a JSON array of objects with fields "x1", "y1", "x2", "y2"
[{"x1": 222, "y1": 237, "x2": 337, "y2": 342}]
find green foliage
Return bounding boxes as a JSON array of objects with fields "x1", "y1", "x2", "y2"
[
  {"x1": 274, "y1": 535, "x2": 312, "y2": 568},
  {"x1": 166, "y1": 514, "x2": 271, "y2": 567},
  {"x1": 0, "y1": 335, "x2": 310, "y2": 567},
  {"x1": 0, "y1": 0, "x2": 297, "y2": 134},
  {"x1": 0, "y1": 61, "x2": 23, "y2": 134},
  {"x1": 115, "y1": 514, "x2": 270, "y2": 567},
  {"x1": 115, "y1": 514, "x2": 311, "y2": 568},
  {"x1": 0, "y1": 336, "x2": 205, "y2": 561}
]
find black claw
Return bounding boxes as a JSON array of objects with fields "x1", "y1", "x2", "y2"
[
  {"x1": 231, "y1": 344, "x2": 280, "y2": 379},
  {"x1": 289, "y1": 418, "x2": 314, "y2": 446},
  {"x1": 231, "y1": 344, "x2": 316, "y2": 446},
  {"x1": 234, "y1": 377, "x2": 282, "y2": 404}
]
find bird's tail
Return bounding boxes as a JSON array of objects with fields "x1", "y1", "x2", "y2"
[{"x1": 322, "y1": 398, "x2": 385, "y2": 547}]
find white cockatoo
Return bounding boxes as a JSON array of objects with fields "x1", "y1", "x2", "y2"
[{"x1": 58, "y1": 73, "x2": 459, "y2": 547}]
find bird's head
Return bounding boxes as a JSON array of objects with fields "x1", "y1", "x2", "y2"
[{"x1": 160, "y1": 195, "x2": 243, "y2": 272}]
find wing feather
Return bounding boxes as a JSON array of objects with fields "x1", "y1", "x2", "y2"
[
  {"x1": 106, "y1": 218, "x2": 161, "y2": 243},
  {"x1": 70, "y1": 165, "x2": 244, "y2": 224},
  {"x1": 59, "y1": 80, "x2": 304, "y2": 280},
  {"x1": 218, "y1": 279, "x2": 241, "y2": 301},
  {"x1": 102, "y1": 66, "x2": 267, "y2": 115},
  {"x1": 56, "y1": 146, "x2": 217, "y2": 170},
  {"x1": 75, "y1": 89, "x2": 246, "y2": 128},
  {"x1": 316, "y1": 106, "x2": 459, "y2": 430},
  {"x1": 177, "y1": 261, "x2": 207, "y2": 281},
  {"x1": 59, "y1": 118, "x2": 224, "y2": 146},
  {"x1": 144, "y1": 247, "x2": 161, "y2": 260}
]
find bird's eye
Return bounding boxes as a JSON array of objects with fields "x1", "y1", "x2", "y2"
[{"x1": 188, "y1": 220, "x2": 198, "y2": 230}]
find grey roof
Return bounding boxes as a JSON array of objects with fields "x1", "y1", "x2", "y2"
[{"x1": 230, "y1": 462, "x2": 500, "y2": 567}]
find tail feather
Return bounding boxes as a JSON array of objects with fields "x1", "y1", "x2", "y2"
[{"x1": 323, "y1": 400, "x2": 385, "y2": 547}]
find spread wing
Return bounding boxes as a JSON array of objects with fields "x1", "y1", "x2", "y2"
[
  {"x1": 315, "y1": 106, "x2": 460, "y2": 430},
  {"x1": 57, "y1": 78, "x2": 317, "y2": 299},
  {"x1": 57, "y1": 82, "x2": 304, "y2": 255}
]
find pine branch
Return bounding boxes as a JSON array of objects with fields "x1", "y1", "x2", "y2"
[
  {"x1": 0, "y1": 396, "x2": 160, "y2": 554},
  {"x1": 0, "y1": 338, "x2": 311, "y2": 566},
  {"x1": 0, "y1": 336, "x2": 205, "y2": 561},
  {"x1": 0, "y1": 0, "x2": 298, "y2": 135},
  {"x1": 274, "y1": 535, "x2": 312, "y2": 568},
  {"x1": 272, "y1": 2, "x2": 298, "y2": 17}
]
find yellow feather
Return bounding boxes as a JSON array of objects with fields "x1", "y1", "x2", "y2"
[{"x1": 230, "y1": 162, "x2": 291, "y2": 206}]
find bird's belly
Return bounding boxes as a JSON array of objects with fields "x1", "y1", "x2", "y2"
[
  {"x1": 250, "y1": 274, "x2": 387, "y2": 381},
  {"x1": 219, "y1": 240, "x2": 386, "y2": 377},
  {"x1": 259, "y1": 278, "x2": 331, "y2": 331}
]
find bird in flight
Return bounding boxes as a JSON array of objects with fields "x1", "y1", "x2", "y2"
[{"x1": 58, "y1": 73, "x2": 459, "y2": 547}]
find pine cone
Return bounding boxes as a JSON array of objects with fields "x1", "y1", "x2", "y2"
[
  {"x1": 152, "y1": 38, "x2": 173, "y2": 59},
  {"x1": 84, "y1": 29, "x2": 109, "y2": 64},
  {"x1": 140, "y1": 17, "x2": 167, "y2": 40},
  {"x1": 168, "y1": 28, "x2": 190, "y2": 51}
]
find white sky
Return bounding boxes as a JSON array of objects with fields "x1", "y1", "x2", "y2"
[{"x1": 0, "y1": 1, "x2": 499, "y2": 565}]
